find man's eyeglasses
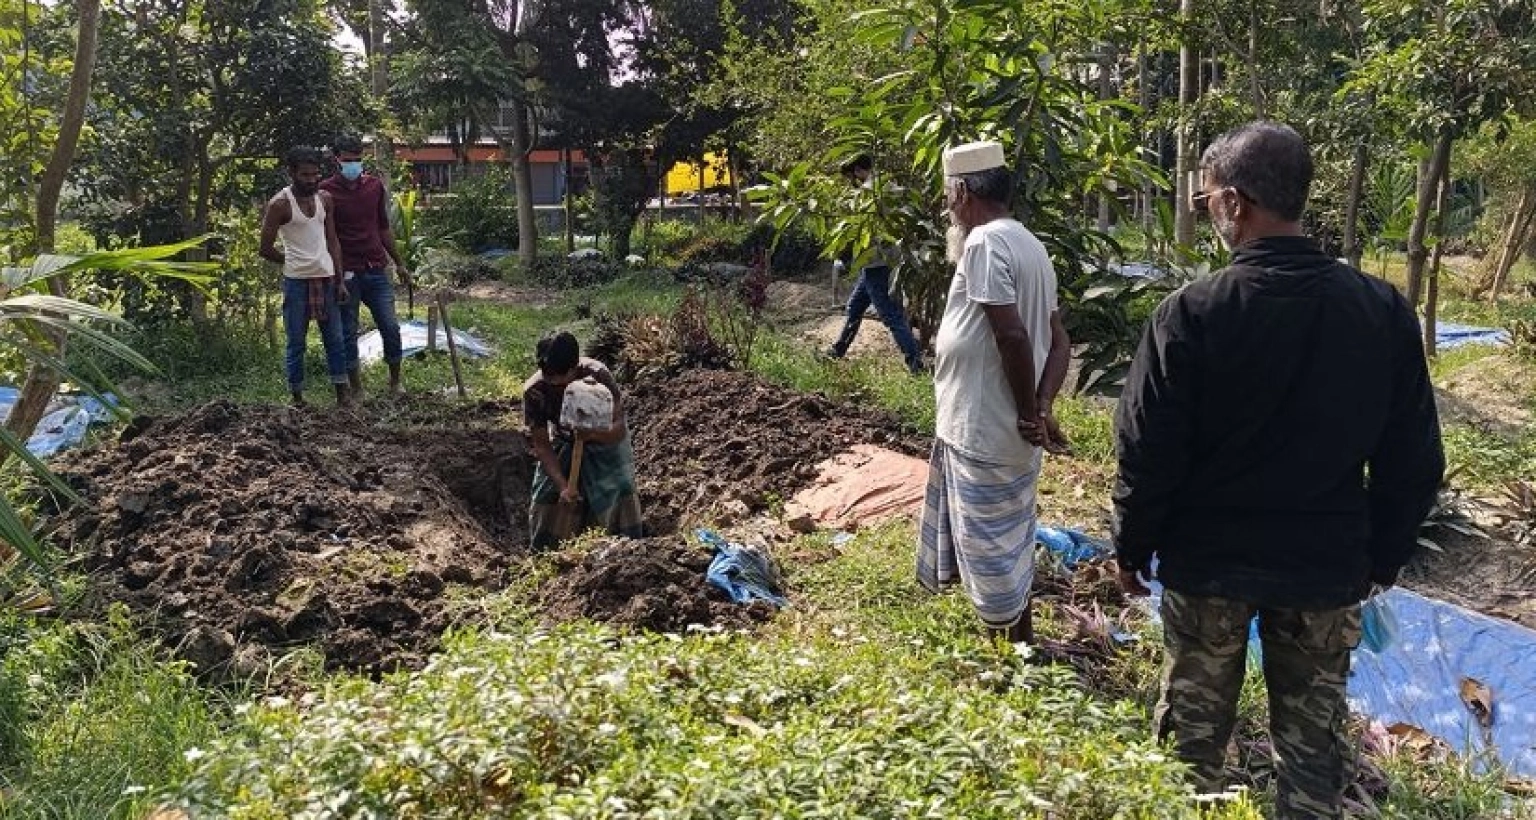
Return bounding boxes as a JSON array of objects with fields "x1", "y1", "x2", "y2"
[{"x1": 1190, "y1": 186, "x2": 1254, "y2": 214}]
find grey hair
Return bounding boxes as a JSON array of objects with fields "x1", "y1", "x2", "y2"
[
  {"x1": 948, "y1": 166, "x2": 1013, "y2": 207},
  {"x1": 1199, "y1": 121, "x2": 1313, "y2": 221}
]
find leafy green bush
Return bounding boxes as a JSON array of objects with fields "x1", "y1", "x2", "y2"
[
  {"x1": 419, "y1": 170, "x2": 520, "y2": 253},
  {"x1": 416, "y1": 248, "x2": 504, "y2": 288},
  {"x1": 171, "y1": 622, "x2": 1258, "y2": 818},
  {"x1": 522, "y1": 255, "x2": 630, "y2": 289}
]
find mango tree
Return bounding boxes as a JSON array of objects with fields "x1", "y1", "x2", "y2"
[
  {"x1": 1347, "y1": 0, "x2": 1536, "y2": 356},
  {"x1": 754, "y1": 0, "x2": 1161, "y2": 393},
  {"x1": 1464, "y1": 118, "x2": 1536, "y2": 300}
]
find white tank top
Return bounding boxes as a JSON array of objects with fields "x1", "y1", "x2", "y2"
[{"x1": 277, "y1": 187, "x2": 334, "y2": 280}]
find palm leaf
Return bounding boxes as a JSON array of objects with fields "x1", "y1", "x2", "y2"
[
  {"x1": 0, "y1": 496, "x2": 45, "y2": 570},
  {"x1": 10, "y1": 341, "x2": 139, "y2": 421},
  {"x1": 0, "y1": 424, "x2": 82, "y2": 504}
]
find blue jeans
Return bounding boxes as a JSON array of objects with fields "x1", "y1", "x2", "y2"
[
  {"x1": 282, "y1": 276, "x2": 348, "y2": 391},
  {"x1": 339, "y1": 269, "x2": 403, "y2": 371},
  {"x1": 831, "y1": 265, "x2": 923, "y2": 372}
]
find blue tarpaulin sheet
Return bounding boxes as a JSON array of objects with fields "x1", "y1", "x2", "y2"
[
  {"x1": 1349, "y1": 588, "x2": 1536, "y2": 776},
  {"x1": 0, "y1": 387, "x2": 117, "y2": 458},
  {"x1": 697, "y1": 529, "x2": 788, "y2": 607},
  {"x1": 1433, "y1": 321, "x2": 1511, "y2": 350},
  {"x1": 357, "y1": 319, "x2": 493, "y2": 364},
  {"x1": 1033, "y1": 528, "x2": 1536, "y2": 776}
]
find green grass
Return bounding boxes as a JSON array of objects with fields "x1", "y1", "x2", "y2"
[{"x1": 0, "y1": 609, "x2": 220, "y2": 820}]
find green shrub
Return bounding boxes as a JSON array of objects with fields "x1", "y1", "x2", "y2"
[
  {"x1": 522, "y1": 255, "x2": 630, "y2": 289},
  {"x1": 417, "y1": 248, "x2": 504, "y2": 288},
  {"x1": 172, "y1": 623, "x2": 1258, "y2": 818},
  {"x1": 420, "y1": 170, "x2": 520, "y2": 253}
]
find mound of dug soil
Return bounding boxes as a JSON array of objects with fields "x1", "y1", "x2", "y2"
[
  {"x1": 539, "y1": 536, "x2": 777, "y2": 631},
  {"x1": 54, "y1": 399, "x2": 532, "y2": 675},
  {"x1": 626, "y1": 369, "x2": 931, "y2": 533}
]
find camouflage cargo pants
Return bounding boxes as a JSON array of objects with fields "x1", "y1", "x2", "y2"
[{"x1": 1155, "y1": 589, "x2": 1362, "y2": 820}]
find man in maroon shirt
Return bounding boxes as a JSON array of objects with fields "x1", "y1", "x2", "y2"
[{"x1": 321, "y1": 134, "x2": 412, "y2": 396}]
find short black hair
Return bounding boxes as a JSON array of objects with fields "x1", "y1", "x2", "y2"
[
  {"x1": 536, "y1": 330, "x2": 579, "y2": 376},
  {"x1": 285, "y1": 145, "x2": 324, "y2": 171},
  {"x1": 840, "y1": 153, "x2": 873, "y2": 177},
  {"x1": 333, "y1": 133, "x2": 365, "y2": 155},
  {"x1": 1200, "y1": 121, "x2": 1313, "y2": 221},
  {"x1": 953, "y1": 166, "x2": 1013, "y2": 207}
]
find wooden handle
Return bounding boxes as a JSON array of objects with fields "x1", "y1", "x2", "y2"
[{"x1": 567, "y1": 437, "x2": 586, "y2": 499}]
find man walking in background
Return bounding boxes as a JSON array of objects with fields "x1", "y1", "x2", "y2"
[
  {"x1": 825, "y1": 154, "x2": 926, "y2": 375},
  {"x1": 1113, "y1": 121, "x2": 1444, "y2": 819},
  {"x1": 322, "y1": 134, "x2": 412, "y2": 397},
  {"x1": 259, "y1": 146, "x2": 351, "y2": 407},
  {"x1": 917, "y1": 140, "x2": 1071, "y2": 645}
]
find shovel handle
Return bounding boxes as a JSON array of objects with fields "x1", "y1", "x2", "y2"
[{"x1": 566, "y1": 437, "x2": 586, "y2": 500}]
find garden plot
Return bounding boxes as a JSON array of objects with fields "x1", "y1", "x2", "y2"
[{"x1": 47, "y1": 369, "x2": 927, "y2": 677}]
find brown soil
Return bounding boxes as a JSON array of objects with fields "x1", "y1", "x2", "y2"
[
  {"x1": 626, "y1": 369, "x2": 931, "y2": 534},
  {"x1": 1401, "y1": 524, "x2": 1536, "y2": 631},
  {"x1": 54, "y1": 398, "x2": 529, "y2": 676},
  {"x1": 49, "y1": 370, "x2": 927, "y2": 675},
  {"x1": 537, "y1": 535, "x2": 778, "y2": 632},
  {"x1": 1435, "y1": 351, "x2": 1536, "y2": 436}
]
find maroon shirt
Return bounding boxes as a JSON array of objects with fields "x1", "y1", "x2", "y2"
[{"x1": 318, "y1": 173, "x2": 391, "y2": 273}]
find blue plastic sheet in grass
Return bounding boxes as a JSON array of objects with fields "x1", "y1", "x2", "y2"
[
  {"x1": 0, "y1": 387, "x2": 117, "y2": 458},
  {"x1": 1347, "y1": 587, "x2": 1536, "y2": 776},
  {"x1": 698, "y1": 529, "x2": 788, "y2": 607},
  {"x1": 357, "y1": 319, "x2": 493, "y2": 364},
  {"x1": 1434, "y1": 321, "x2": 1511, "y2": 350},
  {"x1": 1034, "y1": 529, "x2": 1536, "y2": 774}
]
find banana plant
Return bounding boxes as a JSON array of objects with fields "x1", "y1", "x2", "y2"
[{"x1": 0, "y1": 237, "x2": 215, "y2": 570}]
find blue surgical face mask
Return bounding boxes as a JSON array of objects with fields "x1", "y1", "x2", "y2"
[{"x1": 339, "y1": 161, "x2": 364, "y2": 181}]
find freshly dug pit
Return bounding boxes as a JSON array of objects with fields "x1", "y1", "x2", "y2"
[
  {"x1": 626, "y1": 369, "x2": 931, "y2": 533},
  {"x1": 53, "y1": 398, "x2": 531, "y2": 675},
  {"x1": 49, "y1": 369, "x2": 935, "y2": 672},
  {"x1": 538, "y1": 535, "x2": 777, "y2": 632}
]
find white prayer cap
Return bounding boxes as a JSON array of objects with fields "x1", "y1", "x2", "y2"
[{"x1": 942, "y1": 141, "x2": 1005, "y2": 176}]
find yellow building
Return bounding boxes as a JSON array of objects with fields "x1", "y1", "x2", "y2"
[{"x1": 663, "y1": 152, "x2": 734, "y2": 195}]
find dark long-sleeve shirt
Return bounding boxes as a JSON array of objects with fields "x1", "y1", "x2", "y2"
[{"x1": 1112, "y1": 236, "x2": 1444, "y2": 609}]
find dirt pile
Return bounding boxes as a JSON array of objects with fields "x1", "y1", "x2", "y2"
[
  {"x1": 538, "y1": 536, "x2": 777, "y2": 632},
  {"x1": 625, "y1": 369, "x2": 930, "y2": 533},
  {"x1": 54, "y1": 398, "x2": 532, "y2": 675}
]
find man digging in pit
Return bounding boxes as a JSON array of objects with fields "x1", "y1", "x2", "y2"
[
  {"x1": 321, "y1": 133, "x2": 412, "y2": 398},
  {"x1": 523, "y1": 331, "x2": 644, "y2": 550},
  {"x1": 916, "y1": 140, "x2": 1071, "y2": 646},
  {"x1": 260, "y1": 145, "x2": 352, "y2": 407},
  {"x1": 1112, "y1": 121, "x2": 1444, "y2": 819}
]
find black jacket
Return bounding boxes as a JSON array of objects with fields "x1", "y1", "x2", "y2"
[{"x1": 1112, "y1": 236, "x2": 1445, "y2": 609}]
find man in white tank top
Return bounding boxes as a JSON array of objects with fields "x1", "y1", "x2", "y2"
[{"x1": 260, "y1": 146, "x2": 352, "y2": 407}]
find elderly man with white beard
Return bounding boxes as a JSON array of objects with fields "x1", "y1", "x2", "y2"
[{"x1": 916, "y1": 140, "x2": 1071, "y2": 645}]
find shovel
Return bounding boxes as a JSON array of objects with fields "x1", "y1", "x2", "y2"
[{"x1": 558, "y1": 376, "x2": 616, "y2": 503}]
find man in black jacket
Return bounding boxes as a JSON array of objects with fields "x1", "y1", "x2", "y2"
[{"x1": 1113, "y1": 121, "x2": 1444, "y2": 819}]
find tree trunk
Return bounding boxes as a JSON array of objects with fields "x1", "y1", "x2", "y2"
[
  {"x1": 3, "y1": 0, "x2": 101, "y2": 466},
  {"x1": 1097, "y1": 43, "x2": 1114, "y2": 233},
  {"x1": 369, "y1": 0, "x2": 392, "y2": 162},
  {"x1": 1137, "y1": 43, "x2": 1152, "y2": 235},
  {"x1": 562, "y1": 147, "x2": 575, "y2": 253},
  {"x1": 1247, "y1": 4, "x2": 1264, "y2": 118},
  {"x1": 1423, "y1": 158, "x2": 1453, "y2": 359},
  {"x1": 34, "y1": 0, "x2": 99, "y2": 253},
  {"x1": 508, "y1": 97, "x2": 538, "y2": 266},
  {"x1": 1173, "y1": 0, "x2": 1199, "y2": 251},
  {"x1": 1489, "y1": 182, "x2": 1536, "y2": 301},
  {"x1": 1342, "y1": 138, "x2": 1368, "y2": 268},
  {"x1": 1404, "y1": 127, "x2": 1453, "y2": 310}
]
